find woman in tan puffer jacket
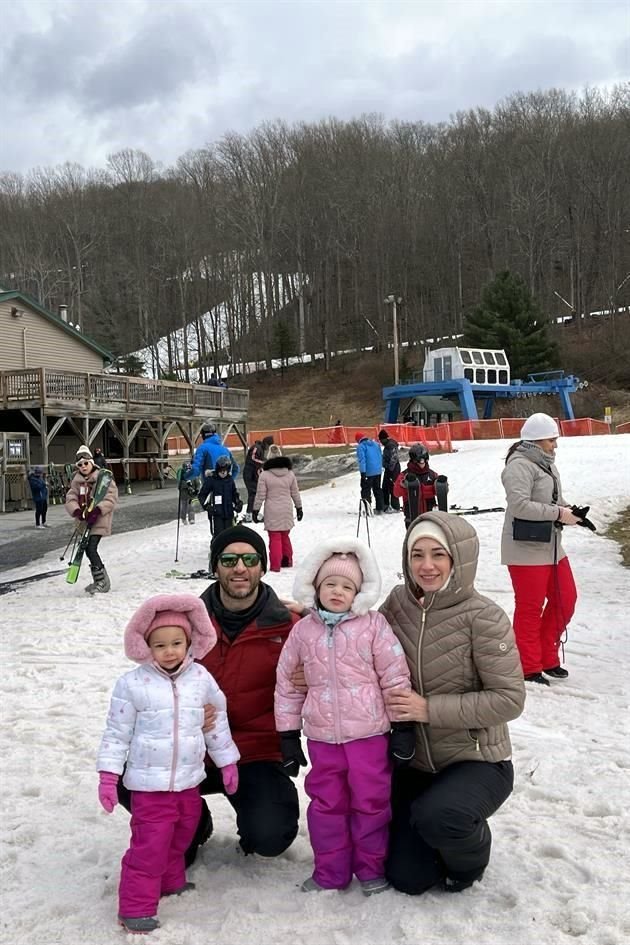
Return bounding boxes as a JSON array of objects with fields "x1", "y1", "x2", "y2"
[
  {"x1": 253, "y1": 449, "x2": 303, "y2": 572},
  {"x1": 379, "y1": 510, "x2": 525, "y2": 897}
]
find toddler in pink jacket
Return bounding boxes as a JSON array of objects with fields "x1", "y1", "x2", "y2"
[{"x1": 274, "y1": 537, "x2": 413, "y2": 896}]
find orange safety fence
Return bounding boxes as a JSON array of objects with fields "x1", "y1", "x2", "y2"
[
  {"x1": 168, "y1": 417, "x2": 620, "y2": 456},
  {"x1": 560, "y1": 418, "x2": 611, "y2": 436}
]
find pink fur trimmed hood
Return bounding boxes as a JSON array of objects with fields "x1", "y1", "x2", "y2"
[{"x1": 124, "y1": 593, "x2": 216, "y2": 663}]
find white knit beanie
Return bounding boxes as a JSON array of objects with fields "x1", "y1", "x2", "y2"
[
  {"x1": 76, "y1": 444, "x2": 93, "y2": 461},
  {"x1": 406, "y1": 520, "x2": 452, "y2": 568},
  {"x1": 520, "y1": 413, "x2": 559, "y2": 441}
]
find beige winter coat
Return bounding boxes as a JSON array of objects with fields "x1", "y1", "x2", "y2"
[
  {"x1": 253, "y1": 456, "x2": 302, "y2": 532},
  {"x1": 501, "y1": 445, "x2": 567, "y2": 566},
  {"x1": 65, "y1": 467, "x2": 118, "y2": 536},
  {"x1": 379, "y1": 511, "x2": 525, "y2": 773}
]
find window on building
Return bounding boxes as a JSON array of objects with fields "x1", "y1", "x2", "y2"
[
  {"x1": 434, "y1": 358, "x2": 443, "y2": 381},
  {"x1": 495, "y1": 352, "x2": 507, "y2": 365},
  {"x1": 499, "y1": 369, "x2": 508, "y2": 384},
  {"x1": 464, "y1": 368, "x2": 474, "y2": 382},
  {"x1": 460, "y1": 350, "x2": 473, "y2": 364},
  {"x1": 487, "y1": 369, "x2": 497, "y2": 383},
  {"x1": 476, "y1": 369, "x2": 485, "y2": 383},
  {"x1": 472, "y1": 351, "x2": 483, "y2": 364},
  {"x1": 483, "y1": 352, "x2": 496, "y2": 364},
  {"x1": 443, "y1": 356, "x2": 452, "y2": 380}
]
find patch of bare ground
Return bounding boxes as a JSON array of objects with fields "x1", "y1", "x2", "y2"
[{"x1": 606, "y1": 508, "x2": 630, "y2": 569}]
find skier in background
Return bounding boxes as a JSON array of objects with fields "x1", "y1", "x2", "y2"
[
  {"x1": 394, "y1": 445, "x2": 439, "y2": 527},
  {"x1": 189, "y1": 423, "x2": 240, "y2": 482},
  {"x1": 65, "y1": 445, "x2": 118, "y2": 594},
  {"x1": 355, "y1": 433, "x2": 384, "y2": 515},
  {"x1": 253, "y1": 445, "x2": 303, "y2": 572},
  {"x1": 377, "y1": 429, "x2": 401, "y2": 513},
  {"x1": 27, "y1": 465, "x2": 49, "y2": 529},
  {"x1": 199, "y1": 456, "x2": 243, "y2": 572},
  {"x1": 176, "y1": 462, "x2": 199, "y2": 525},
  {"x1": 242, "y1": 435, "x2": 274, "y2": 522},
  {"x1": 93, "y1": 448, "x2": 107, "y2": 469}
]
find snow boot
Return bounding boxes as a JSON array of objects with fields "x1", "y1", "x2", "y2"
[
  {"x1": 301, "y1": 876, "x2": 326, "y2": 892},
  {"x1": 84, "y1": 567, "x2": 99, "y2": 593},
  {"x1": 118, "y1": 915, "x2": 160, "y2": 933},
  {"x1": 543, "y1": 665, "x2": 569, "y2": 678},
  {"x1": 524, "y1": 672, "x2": 550, "y2": 686},
  {"x1": 360, "y1": 878, "x2": 390, "y2": 896},
  {"x1": 87, "y1": 567, "x2": 111, "y2": 594}
]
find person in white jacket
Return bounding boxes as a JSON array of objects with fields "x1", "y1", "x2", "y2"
[{"x1": 96, "y1": 593, "x2": 240, "y2": 934}]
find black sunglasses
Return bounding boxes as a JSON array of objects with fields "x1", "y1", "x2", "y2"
[{"x1": 218, "y1": 552, "x2": 262, "y2": 568}]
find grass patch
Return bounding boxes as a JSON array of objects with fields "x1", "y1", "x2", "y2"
[{"x1": 605, "y1": 507, "x2": 630, "y2": 568}]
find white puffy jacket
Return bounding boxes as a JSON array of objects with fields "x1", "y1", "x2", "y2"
[{"x1": 97, "y1": 656, "x2": 239, "y2": 792}]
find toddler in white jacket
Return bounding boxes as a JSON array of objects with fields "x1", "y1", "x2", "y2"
[{"x1": 97, "y1": 593, "x2": 239, "y2": 934}]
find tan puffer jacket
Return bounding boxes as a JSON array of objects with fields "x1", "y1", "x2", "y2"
[
  {"x1": 65, "y1": 468, "x2": 118, "y2": 536},
  {"x1": 379, "y1": 511, "x2": 525, "y2": 773},
  {"x1": 501, "y1": 446, "x2": 567, "y2": 566},
  {"x1": 253, "y1": 456, "x2": 302, "y2": 532}
]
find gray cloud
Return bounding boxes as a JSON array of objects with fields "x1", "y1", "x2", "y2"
[{"x1": 0, "y1": 0, "x2": 626, "y2": 173}]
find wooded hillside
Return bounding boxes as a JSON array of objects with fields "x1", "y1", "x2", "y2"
[{"x1": 1, "y1": 86, "x2": 628, "y2": 383}]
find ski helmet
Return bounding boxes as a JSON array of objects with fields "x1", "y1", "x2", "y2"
[
  {"x1": 215, "y1": 455, "x2": 231, "y2": 473},
  {"x1": 408, "y1": 444, "x2": 429, "y2": 463},
  {"x1": 201, "y1": 422, "x2": 216, "y2": 437}
]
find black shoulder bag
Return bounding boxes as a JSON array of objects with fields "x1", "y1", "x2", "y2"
[{"x1": 512, "y1": 466, "x2": 558, "y2": 543}]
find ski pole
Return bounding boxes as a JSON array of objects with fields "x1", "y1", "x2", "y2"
[
  {"x1": 60, "y1": 523, "x2": 81, "y2": 561},
  {"x1": 174, "y1": 483, "x2": 182, "y2": 562}
]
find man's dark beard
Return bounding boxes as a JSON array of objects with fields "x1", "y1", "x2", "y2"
[{"x1": 218, "y1": 572, "x2": 259, "y2": 600}]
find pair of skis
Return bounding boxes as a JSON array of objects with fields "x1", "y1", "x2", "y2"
[
  {"x1": 449, "y1": 504, "x2": 505, "y2": 516},
  {"x1": 165, "y1": 569, "x2": 215, "y2": 581},
  {"x1": 65, "y1": 469, "x2": 114, "y2": 584}
]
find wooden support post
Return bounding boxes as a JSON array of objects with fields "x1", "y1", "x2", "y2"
[{"x1": 123, "y1": 418, "x2": 132, "y2": 494}]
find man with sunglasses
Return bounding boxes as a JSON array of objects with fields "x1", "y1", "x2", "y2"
[{"x1": 186, "y1": 525, "x2": 301, "y2": 865}]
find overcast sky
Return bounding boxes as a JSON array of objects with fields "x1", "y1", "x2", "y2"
[{"x1": 1, "y1": 0, "x2": 628, "y2": 174}]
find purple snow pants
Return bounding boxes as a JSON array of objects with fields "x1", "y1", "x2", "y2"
[
  {"x1": 118, "y1": 787, "x2": 201, "y2": 918},
  {"x1": 305, "y1": 735, "x2": 392, "y2": 889}
]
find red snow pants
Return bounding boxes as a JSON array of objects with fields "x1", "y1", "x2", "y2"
[
  {"x1": 305, "y1": 735, "x2": 392, "y2": 890},
  {"x1": 508, "y1": 557, "x2": 577, "y2": 676},
  {"x1": 118, "y1": 787, "x2": 201, "y2": 918},
  {"x1": 268, "y1": 530, "x2": 293, "y2": 571}
]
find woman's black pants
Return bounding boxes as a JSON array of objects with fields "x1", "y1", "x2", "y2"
[{"x1": 386, "y1": 760, "x2": 514, "y2": 895}]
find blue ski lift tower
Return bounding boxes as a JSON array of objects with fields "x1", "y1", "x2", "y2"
[{"x1": 383, "y1": 345, "x2": 583, "y2": 424}]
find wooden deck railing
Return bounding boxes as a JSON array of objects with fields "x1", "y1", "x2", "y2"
[{"x1": 0, "y1": 368, "x2": 249, "y2": 416}]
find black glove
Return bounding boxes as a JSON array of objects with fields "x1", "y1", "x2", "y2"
[
  {"x1": 252, "y1": 510, "x2": 259, "y2": 523},
  {"x1": 279, "y1": 731, "x2": 308, "y2": 778},
  {"x1": 296, "y1": 507, "x2": 303, "y2": 521},
  {"x1": 360, "y1": 473, "x2": 369, "y2": 484},
  {"x1": 571, "y1": 505, "x2": 596, "y2": 532},
  {"x1": 235, "y1": 499, "x2": 243, "y2": 513},
  {"x1": 389, "y1": 723, "x2": 416, "y2": 768}
]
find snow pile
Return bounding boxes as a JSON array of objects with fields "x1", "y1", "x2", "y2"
[{"x1": 2, "y1": 435, "x2": 630, "y2": 945}]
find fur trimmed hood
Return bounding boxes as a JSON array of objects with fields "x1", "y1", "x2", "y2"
[
  {"x1": 292, "y1": 537, "x2": 381, "y2": 615},
  {"x1": 263, "y1": 455, "x2": 293, "y2": 471},
  {"x1": 124, "y1": 593, "x2": 217, "y2": 663}
]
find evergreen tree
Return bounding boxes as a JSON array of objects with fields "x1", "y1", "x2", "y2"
[{"x1": 463, "y1": 271, "x2": 559, "y2": 379}]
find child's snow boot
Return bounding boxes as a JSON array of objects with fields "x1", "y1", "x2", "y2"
[
  {"x1": 118, "y1": 915, "x2": 160, "y2": 933},
  {"x1": 87, "y1": 567, "x2": 111, "y2": 594},
  {"x1": 161, "y1": 881, "x2": 196, "y2": 898},
  {"x1": 359, "y1": 877, "x2": 390, "y2": 896}
]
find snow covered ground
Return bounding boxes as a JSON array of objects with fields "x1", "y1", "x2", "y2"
[{"x1": 2, "y1": 435, "x2": 630, "y2": 945}]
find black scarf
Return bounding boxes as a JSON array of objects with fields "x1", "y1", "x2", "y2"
[{"x1": 207, "y1": 580, "x2": 270, "y2": 641}]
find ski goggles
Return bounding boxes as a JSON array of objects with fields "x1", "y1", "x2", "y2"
[{"x1": 218, "y1": 552, "x2": 262, "y2": 568}]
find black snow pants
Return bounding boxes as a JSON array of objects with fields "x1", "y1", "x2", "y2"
[{"x1": 385, "y1": 760, "x2": 514, "y2": 895}]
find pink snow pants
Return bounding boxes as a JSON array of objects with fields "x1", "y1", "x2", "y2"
[
  {"x1": 508, "y1": 557, "x2": 577, "y2": 675},
  {"x1": 118, "y1": 788, "x2": 201, "y2": 918},
  {"x1": 305, "y1": 735, "x2": 392, "y2": 889},
  {"x1": 268, "y1": 530, "x2": 293, "y2": 571}
]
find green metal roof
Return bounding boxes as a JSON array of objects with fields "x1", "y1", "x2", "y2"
[{"x1": 0, "y1": 290, "x2": 114, "y2": 364}]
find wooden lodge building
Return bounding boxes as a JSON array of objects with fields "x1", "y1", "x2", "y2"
[{"x1": 0, "y1": 290, "x2": 249, "y2": 509}]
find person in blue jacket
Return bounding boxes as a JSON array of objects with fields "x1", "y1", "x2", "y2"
[
  {"x1": 27, "y1": 465, "x2": 49, "y2": 528},
  {"x1": 355, "y1": 433, "x2": 384, "y2": 514},
  {"x1": 198, "y1": 456, "x2": 243, "y2": 572},
  {"x1": 189, "y1": 423, "x2": 240, "y2": 482}
]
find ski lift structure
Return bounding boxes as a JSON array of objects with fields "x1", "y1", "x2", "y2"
[{"x1": 383, "y1": 346, "x2": 585, "y2": 423}]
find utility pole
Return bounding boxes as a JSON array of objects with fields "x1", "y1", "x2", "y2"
[{"x1": 384, "y1": 295, "x2": 402, "y2": 385}]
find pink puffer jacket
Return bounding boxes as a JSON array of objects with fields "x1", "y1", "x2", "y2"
[{"x1": 275, "y1": 610, "x2": 411, "y2": 743}]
